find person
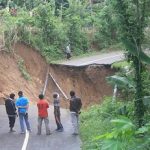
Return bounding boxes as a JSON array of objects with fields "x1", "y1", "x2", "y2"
[
  {"x1": 16, "y1": 91, "x2": 31, "y2": 134},
  {"x1": 37, "y1": 94, "x2": 51, "y2": 135},
  {"x1": 53, "y1": 92, "x2": 63, "y2": 132},
  {"x1": 65, "y1": 44, "x2": 71, "y2": 60},
  {"x1": 5, "y1": 93, "x2": 17, "y2": 132},
  {"x1": 69, "y1": 90, "x2": 82, "y2": 135}
]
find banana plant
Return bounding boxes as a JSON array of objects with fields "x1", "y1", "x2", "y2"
[{"x1": 106, "y1": 75, "x2": 135, "y2": 91}]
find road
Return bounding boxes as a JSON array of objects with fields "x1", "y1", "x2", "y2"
[
  {"x1": 60, "y1": 51, "x2": 124, "y2": 66},
  {"x1": 0, "y1": 105, "x2": 81, "y2": 150}
]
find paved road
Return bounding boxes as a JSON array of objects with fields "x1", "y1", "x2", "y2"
[
  {"x1": 60, "y1": 51, "x2": 124, "y2": 66},
  {"x1": 0, "y1": 105, "x2": 81, "y2": 150}
]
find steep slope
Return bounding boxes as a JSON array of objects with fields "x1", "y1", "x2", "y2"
[
  {"x1": 49, "y1": 64, "x2": 115, "y2": 107},
  {"x1": 0, "y1": 42, "x2": 48, "y2": 104},
  {"x1": 0, "y1": 42, "x2": 115, "y2": 107}
]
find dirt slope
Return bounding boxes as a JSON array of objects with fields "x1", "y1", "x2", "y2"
[
  {"x1": 0, "y1": 42, "x2": 115, "y2": 107},
  {"x1": 49, "y1": 64, "x2": 115, "y2": 107},
  {"x1": 0, "y1": 42, "x2": 48, "y2": 104}
]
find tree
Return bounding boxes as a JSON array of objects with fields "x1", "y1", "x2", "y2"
[
  {"x1": 112, "y1": 0, "x2": 150, "y2": 127},
  {"x1": 55, "y1": 0, "x2": 69, "y2": 16}
]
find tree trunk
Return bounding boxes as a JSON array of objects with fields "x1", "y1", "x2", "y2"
[{"x1": 133, "y1": 56, "x2": 144, "y2": 127}]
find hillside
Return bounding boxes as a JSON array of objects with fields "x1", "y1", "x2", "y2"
[
  {"x1": 0, "y1": 42, "x2": 48, "y2": 104},
  {"x1": 0, "y1": 42, "x2": 115, "y2": 107}
]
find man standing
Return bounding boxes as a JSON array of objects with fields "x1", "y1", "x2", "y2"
[
  {"x1": 53, "y1": 92, "x2": 63, "y2": 132},
  {"x1": 69, "y1": 91, "x2": 82, "y2": 135},
  {"x1": 5, "y1": 93, "x2": 17, "y2": 132},
  {"x1": 65, "y1": 44, "x2": 71, "y2": 60},
  {"x1": 16, "y1": 91, "x2": 31, "y2": 134},
  {"x1": 37, "y1": 94, "x2": 51, "y2": 135}
]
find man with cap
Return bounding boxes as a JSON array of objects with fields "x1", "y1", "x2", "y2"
[{"x1": 5, "y1": 93, "x2": 17, "y2": 132}]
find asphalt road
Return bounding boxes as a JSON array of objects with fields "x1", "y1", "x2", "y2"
[
  {"x1": 60, "y1": 51, "x2": 124, "y2": 66},
  {"x1": 0, "y1": 105, "x2": 81, "y2": 150}
]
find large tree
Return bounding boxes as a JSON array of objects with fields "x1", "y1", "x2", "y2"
[{"x1": 112, "y1": 0, "x2": 150, "y2": 127}]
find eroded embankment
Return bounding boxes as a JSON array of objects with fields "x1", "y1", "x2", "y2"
[
  {"x1": 0, "y1": 42, "x2": 115, "y2": 108},
  {"x1": 48, "y1": 64, "x2": 115, "y2": 108}
]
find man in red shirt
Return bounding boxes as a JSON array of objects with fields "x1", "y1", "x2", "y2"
[{"x1": 37, "y1": 94, "x2": 51, "y2": 135}]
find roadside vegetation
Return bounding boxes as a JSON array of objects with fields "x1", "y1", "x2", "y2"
[
  {"x1": 0, "y1": 0, "x2": 127, "y2": 62},
  {"x1": 80, "y1": 0, "x2": 150, "y2": 149},
  {"x1": 0, "y1": 0, "x2": 150, "y2": 149},
  {"x1": 80, "y1": 59, "x2": 150, "y2": 149}
]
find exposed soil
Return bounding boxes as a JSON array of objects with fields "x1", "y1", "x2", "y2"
[
  {"x1": 49, "y1": 64, "x2": 115, "y2": 107},
  {"x1": 0, "y1": 42, "x2": 115, "y2": 108}
]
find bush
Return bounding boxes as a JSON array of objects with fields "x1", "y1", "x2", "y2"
[
  {"x1": 80, "y1": 97, "x2": 134, "y2": 149},
  {"x1": 17, "y1": 58, "x2": 31, "y2": 80},
  {"x1": 80, "y1": 96, "x2": 150, "y2": 150}
]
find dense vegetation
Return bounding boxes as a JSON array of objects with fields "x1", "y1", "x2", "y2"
[
  {"x1": 0, "y1": 0, "x2": 150, "y2": 149},
  {"x1": 79, "y1": 0, "x2": 150, "y2": 149},
  {"x1": 0, "y1": 0, "x2": 130, "y2": 61},
  {"x1": 81, "y1": 60, "x2": 150, "y2": 149}
]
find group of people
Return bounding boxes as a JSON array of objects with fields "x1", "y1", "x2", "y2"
[{"x1": 5, "y1": 90, "x2": 82, "y2": 135}]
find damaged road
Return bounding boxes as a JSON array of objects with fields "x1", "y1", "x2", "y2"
[{"x1": 59, "y1": 51, "x2": 124, "y2": 66}]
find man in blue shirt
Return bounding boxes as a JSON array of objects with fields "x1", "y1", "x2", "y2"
[{"x1": 16, "y1": 91, "x2": 31, "y2": 134}]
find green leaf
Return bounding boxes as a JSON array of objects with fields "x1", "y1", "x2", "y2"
[
  {"x1": 101, "y1": 139, "x2": 122, "y2": 150},
  {"x1": 123, "y1": 38, "x2": 150, "y2": 64},
  {"x1": 135, "y1": 126, "x2": 148, "y2": 134},
  {"x1": 143, "y1": 96, "x2": 150, "y2": 106},
  {"x1": 106, "y1": 75, "x2": 135, "y2": 90}
]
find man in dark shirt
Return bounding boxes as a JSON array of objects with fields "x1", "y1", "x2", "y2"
[
  {"x1": 5, "y1": 93, "x2": 17, "y2": 132},
  {"x1": 69, "y1": 90, "x2": 82, "y2": 135}
]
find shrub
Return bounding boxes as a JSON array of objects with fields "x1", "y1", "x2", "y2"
[{"x1": 17, "y1": 58, "x2": 31, "y2": 80}]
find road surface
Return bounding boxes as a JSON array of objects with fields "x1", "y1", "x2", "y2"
[
  {"x1": 0, "y1": 105, "x2": 81, "y2": 150},
  {"x1": 60, "y1": 51, "x2": 124, "y2": 66}
]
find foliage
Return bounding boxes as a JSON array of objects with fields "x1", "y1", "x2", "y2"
[
  {"x1": 111, "y1": 0, "x2": 150, "y2": 127},
  {"x1": 96, "y1": 118, "x2": 150, "y2": 150},
  {"x1": 106, "y1": 75, "x2": 135, "y2": 91},
  {"x1": 1, "y1": 1, "x2": 90, "y2": 61},
  {"x1": 63, "y1": 0, "x2": 89, "y2": 55},
  {"x1": 0, "y1": 0, "x2": 7, "y2": 8},
  {"x1": 111, "y1": 61, "x2": 130, "y2": 70},
  {"x1": 17, "y1": 58, "x2": 31, "y2": 80},
  {"x1": 93, "y1": 0, "x2": 119, "y2": 49},
  {"x1": 32, "y1": 3, "x2": 68, "y2": 61},
  {"x1": 80, "y1": 97, "x2": 134, "y2": 150},
  {"x1": 80, "y1": 97, "x2": 150, "y2": 150},
  {"x1": 142, "y1": 69, "x2": 150, "y2": 96}
]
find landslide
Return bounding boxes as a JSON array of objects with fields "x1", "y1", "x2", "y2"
[{"x1": 0, "y1": 42, "x2": 115, "y2": 107}]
